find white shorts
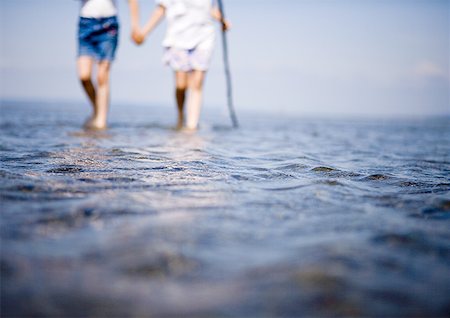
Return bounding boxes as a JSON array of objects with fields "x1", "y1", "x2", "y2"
[{"x1": 163, "y1": 44, "x2": 214, "y2": 72}]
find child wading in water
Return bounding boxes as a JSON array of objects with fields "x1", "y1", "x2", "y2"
[
  {"x1": 77, "y1": 0, "x2": 141, "y2": 130},
  {"x1": 132, "y1": 0, "x2": 230, "y2": 130}
]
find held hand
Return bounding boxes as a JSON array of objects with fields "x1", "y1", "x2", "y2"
[
  {"x1": 131, "y1": 29, "x2": 145, "y2": 45},
  {"x1": 221, "y1": 19, "x2": 231, "y2": 32}
]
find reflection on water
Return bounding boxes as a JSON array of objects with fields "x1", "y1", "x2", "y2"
[{"x1": 1, "y1": 101, "x2": 450, "y2": 317}]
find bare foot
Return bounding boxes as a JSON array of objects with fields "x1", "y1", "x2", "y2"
[
  {"x1": 83, "y1": 116, "x2": 94, "y2": 128},
  {"x1": 179, "y1": 126, "x2": 198, "y2": 133},
  {"x1": 176, "y1": 115, "x2": 185, "y2": 130},
  {"x1": 83, "y1": 117, "x2": 107, "y2": 131},
  {"x1": 174, "y1": 122, "x2": 184, "y2": 131},
  {"x1": 172, "y1": 125, "x2": 183, "y2": 131}
]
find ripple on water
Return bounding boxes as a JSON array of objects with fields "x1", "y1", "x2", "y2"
[
  {"x1": 120, "y1": 251, "x2": 200, "y2": 279},
  {"x1": 317, "y1": 179, "x2": 343, "y2": 186},
  {"x1": 398, "y1": 181, "x2": 421, "y2": 187},
  {"x1": 6, "y1": 184, "x2": 37, "y2": 192},
  {"x1": 150, "y1": 166, "x2": 185, "y2": 172},
  {"x1": 310, "y1": 167, "x2": 362, "y2": 180},
  {"x1": 241, "y1": 263, "x2": 361, "y2": 317},
  {"x1": 77, "y1": 177, "x2": 99, "y2": 183},
  {"x1": 255, "y1": 171, "x2": 297, "y2": 181},
  {"x1": 104, "y1": 177, "x2": 138, "y2": 182},
  {"x1": 1, "y1": 106, "x2": 450, "y2": 317},
  {"x1": 311, "y1": 166, "x2": 337, "y2": 173},
  {"x1": 46, "y1": 165, "x2": 84, "y2": 174},
  {"x1": 108, "y1": 148, "x2": 146, "y2": 157},
  {"x1": 231, "y1": 174, "x2": 251, "y2": 181},
  {"x1": 273, "y1": 163, "x2": 309, "y2": 171},
  {"x1": 4, "y1": 206, "x2": 151, "y2": 240},
  {"x1": 1, "y1": 151, "x2": 54, "y2": 162},
  {"x1": 264, "y1": 182, "x2": 311, "y2": 192},
  {"x1": 1, "y1": 182, "x2": 90, "y2": 202},
  {"x1": 0, "y1": 170, "x2": 23, "y2": 179},
  {"x1": 372, "y1": 232, "x2": 450, "y2": 259},
  {"x1": 363, "y1": 174, "x2": 392, "y2": 181},
  {"x1": 421, "y1": 200, "x2": 450, "y2": 220}
]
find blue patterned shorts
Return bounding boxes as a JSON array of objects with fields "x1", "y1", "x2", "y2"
[{"x1": 78, "y1": 16, "x2": 119, "y2": 62}]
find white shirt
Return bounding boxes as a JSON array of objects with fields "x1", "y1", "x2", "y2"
[
  {"x1": 80, "y1": 0, "x2": 118, "y2": 18},
  {"x1": 157, "y1": 0, "x2": 215, "y2": 50}
]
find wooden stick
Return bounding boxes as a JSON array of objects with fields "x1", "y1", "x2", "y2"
[{"x1": 217, "y1": 0, "x2": 239, "y2": 128}]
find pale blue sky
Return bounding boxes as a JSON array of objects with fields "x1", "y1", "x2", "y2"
[{"x1": 0, "y1": 0, "x2": 449, "y2": 117}]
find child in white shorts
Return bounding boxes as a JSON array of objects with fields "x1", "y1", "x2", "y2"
[{"x1": 132, "y1": 0, "x2": 230, "y2": 130}]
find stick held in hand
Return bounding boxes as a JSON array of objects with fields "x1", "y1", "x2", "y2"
[{"x1": 217, "y1": 0, "x2": 239, "y2": 128}]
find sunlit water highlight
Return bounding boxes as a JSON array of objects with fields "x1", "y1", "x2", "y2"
[{"x1": 1, "y1": 101, "x2": 449, "y2": 317}]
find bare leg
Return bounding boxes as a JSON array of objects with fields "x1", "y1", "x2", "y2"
[
  {"x1": 89, "y1": 60, "x2": 111, "y2": 130},
  {"x1": 185, "y1": 70, "x2": 205, "y2": 130},
  {"x1": 77, "y1": 57, "x2": 96, "y2": 123},
  {"x1": 175, "y1": 71, "x2": 188, "y2": 129}
]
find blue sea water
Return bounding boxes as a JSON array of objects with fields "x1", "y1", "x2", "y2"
[{"x1": 1, "y1": 100, "x2": 449, "y2": 317}]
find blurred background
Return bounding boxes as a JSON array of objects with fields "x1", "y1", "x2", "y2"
[
  {"x1": 0, "y1": 0, "x2": 449, "y2": 118},
  {"x1": 1, "y1": 2, "x2": 450, "y2": 316}
]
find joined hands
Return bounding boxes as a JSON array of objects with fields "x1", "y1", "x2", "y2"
[
  {"x1": 221, "y1": 19, "x2": 231, "y2": 32},
  {"x1": 131, "y1": 28, "x2": 145, "y2": 45}
]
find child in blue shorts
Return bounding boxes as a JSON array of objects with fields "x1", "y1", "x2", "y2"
[
  {"x1": 77, "y1": 0, "x2": 141, "y2": 130},
  {"x1": 131, "y1": 0, "x2": 230, "y2": 130}
]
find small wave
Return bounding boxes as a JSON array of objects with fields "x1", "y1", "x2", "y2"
[
  {"x1": 121, "y1": 252, "x2": 199, "y2": 279},
  {"x1": 421, "y1": 200, "x2": 450, "y2": 220},
  {"x1": 47, "y1": 165, "x2": 84, "y2": 174},
  {"x1": 104, "y1": 177, "x2": 138, "y2": 182},
  {"x1": 311, "y1": 166, "x2": 337, "y2": 172},
  {"x1": 77, "y1": 178, "x2": 99, "y2": 183},
  {"x1": 150, "y1": 166, "x2": 185, "y2": 172},
  {"x1": 310, "y1": 167, "x2": 362, "y2": 179},
  {"x1": 317, "y1": 180, "x2": 343, "y2": 186},
  {"x1": 69, "y1": 130, "x2": 112, "y2": 139},
  {"x1": 435, "y1": 183, "x2": 450, "y2": 190},
  {"x1": 398, "y1": 181, "x2": 421, "y2": 187},
  {"x1": 274, "y1": 163, "x2": 308, "y2": 171},
  {"x1": 363, "y1": 174, "x2": 391, "y2": 181},
  {"x1": 35, "y1": 207, "x2": 148, "y2": 230},
  {"x1": 7, "y1": 184, "x2": 37, "y2": 192},
  {"x1": 0, "y1": 170, "x2": 25, "y2": 180},
  {"x1": 255, "y1": 171, "x2": 297, "y2": 180},
  {"x1": 1, "y1": 183, "x2": 89, "y2": 202},
  {"x1": 1, "y1": 151, "x2": 53, "y2": 162},
  {"x1": 231, "y1": 174, "x2": 251, "y2": 181},
  {"x1": 108, "y1": 148, "x2": 145, "y2": 157},
  {"x1": 211, "y1": 125, "x2": 235, "y2": 131},
  {"x1": 264, "y1": 183, "x2": 311, "y2": 191},
  {"x1": 335, "y1": 171, "x2": 362, "y2": 178},
  {"x1": 111, "y1": 122, "x2": 169, "y2": 130},
  {"x1": 1, "y1": 156, "x2": 21, "y2": 162},
  {"x1": 293, "y1": 268, "x2": 347, "y2": 290},
  {"x1": 372, "y1": 233, "x2": 450, "y2": 259}
]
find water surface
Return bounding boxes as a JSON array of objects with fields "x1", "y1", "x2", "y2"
[{"x1": 1, "y1": 101, "x2": 449, "y2": 317}]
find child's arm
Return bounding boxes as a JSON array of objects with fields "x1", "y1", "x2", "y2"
[
  {"x1": 128, "y1": 0, "x2": 144, "y2": 44},
  {"x1": 141, "y1": 5, "x2": 166, "y2": 38},
  {"x1": 211, "y1": 6, "x2": 230, "y2": 31},
  {"x1": 128, "y1": 0, "x2": 140, "y2": 31}
]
